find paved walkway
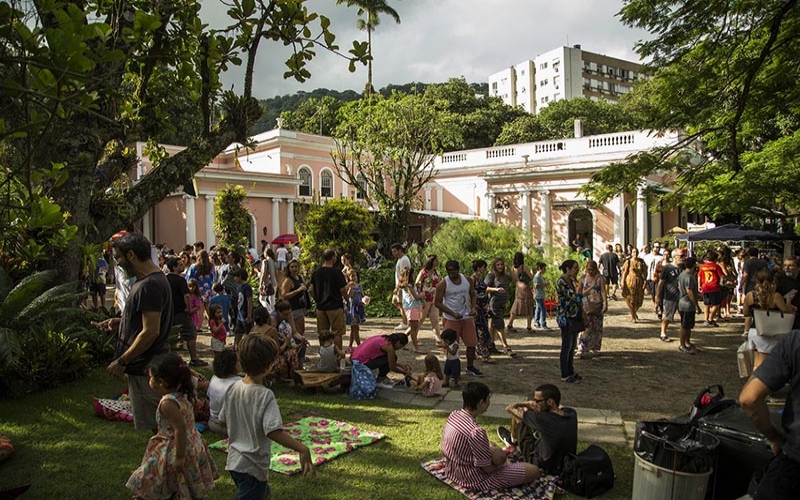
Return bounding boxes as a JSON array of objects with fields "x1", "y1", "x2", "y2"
[{"x1": 376, "y1": 385, "x2": 635, "y2": 448}]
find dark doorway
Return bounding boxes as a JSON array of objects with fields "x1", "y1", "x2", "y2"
[
  {"x1": 568, "y1": 209, "x2": 594, "y2": 253},
  {"x1": 624, "y1": 205, "x2": 633, "y2": 249}
]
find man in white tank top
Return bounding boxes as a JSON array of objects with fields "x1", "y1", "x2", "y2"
[{"x1": 435, "y1": 260, "x2": 483, "y2": 377}]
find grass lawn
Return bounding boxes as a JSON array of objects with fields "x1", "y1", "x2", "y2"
[{"x1": 1, "y1": 368, "x2": 635, "y2": 499}]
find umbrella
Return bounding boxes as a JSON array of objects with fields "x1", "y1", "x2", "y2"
[{"x1": 271, "y1": 233, "x2": 299, "y2": 245}]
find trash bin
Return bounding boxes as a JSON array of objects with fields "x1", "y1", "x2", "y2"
[{"x1": 632, "y1": 421, "x2": 719, "y2": 500}]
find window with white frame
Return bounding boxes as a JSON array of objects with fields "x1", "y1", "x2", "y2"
[
  {"x1": 355, "y1": 172, "x2": 368, "y2": 199},
  {"x1": 320, "y1": 170, "x2": 333, "y2": 198},
  {"x1": 298, "y1": 167, "x2": 312, "y2": 196}
]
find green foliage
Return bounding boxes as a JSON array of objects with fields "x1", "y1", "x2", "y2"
[
  {"x1": 425, "y1": 219, "x2": 526, "y2": 272},
  {"x1": 581, "y1": 0, "x2": 800, "y2": 219},
  {"x1": 280, "y1": 95, "x2": 347, "y2": 136},
  {"x1": 18, "y1": 329, "x2": 91, "y2": 391},
  {"x1": 333, "y1": 92, "x2": 460, "y2": 244},
  {"x1": 296, "y1": 198, "x2": 374, "y2": 272},
  {"x1": 214, "y1": 185, "x2": 251, "y2": 250},
  {"x1": 494, "y1": 114, "x2": 548, "y2": 146},
  {"x1": 358, "y1": 265, "x2": 397, "y2": 317}
]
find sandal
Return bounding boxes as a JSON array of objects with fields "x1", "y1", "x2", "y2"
[
  {"x1": 659, "y1": 335, "x2": 673, "y2": 342},
  {"x1": 503, "y1": 347, "x2": 517, "y2": 357}
]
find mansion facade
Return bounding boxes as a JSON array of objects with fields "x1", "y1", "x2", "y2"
[{"x1": 136, "y1": 126, "x2": 686, "y2": 260}]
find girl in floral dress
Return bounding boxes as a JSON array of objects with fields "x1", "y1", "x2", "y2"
[
  {"x1": 127, "y1": 353, "x2": 218, "y2": 499},
  {"x1": 416, "y1": 255, "x2": 442, "y2": 343},
  {"x1": 471, "y1": 259, "x2": 495, "y2": 363}
]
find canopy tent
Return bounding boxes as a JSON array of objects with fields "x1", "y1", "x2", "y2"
[{"x1": 676, "y1": 223, "x2": 792, "y2": 242}]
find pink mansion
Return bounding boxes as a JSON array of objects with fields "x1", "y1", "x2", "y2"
[{"x1": 136, "y1": 126, "x2": 685, "y2": 259}]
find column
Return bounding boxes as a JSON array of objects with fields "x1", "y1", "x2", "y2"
[
  {"x1": 636, "y1": 187, "x2": 648, "y2": 250},
  {"x1": 436, "y1": 187, "x2": 444, "y2": 212},
  {"x1": 539, "y1": 190, "x2": 551, "y2": 247},
  {"x1": 614, "y1": 195, "x2": 624, "y2": 244},
  {"x1": 286, "y1": 199, "x2": 295, "y2": 234},
  {"x1": 204, "y1": 195, "x2": 216, "y2": 247},
  {"x1": 141, "y1": 210, "x2": 151, "y2": 241},
  {"x1": 487, "y1": 192, "x2": 496, "y2": 224},
  {"x1": 184, "y1": 195, "x2": 196, "y2": 245},
  {"x1": 521, "y1": 190, "x2": 531, "y2": 232},
  {"x1": 424, "y1": 186, "x2": 432, "y2": 211},
  {"x1": 272, "y1": 198, "x2": 282, "y2": 238}
]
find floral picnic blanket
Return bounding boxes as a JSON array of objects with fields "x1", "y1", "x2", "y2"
[
  {"x1": 208, "y1": 417, "x2": 386, "y2": 475},
  {"x1": 420, "y1": 457, "x2": 560, "y2": 500}
]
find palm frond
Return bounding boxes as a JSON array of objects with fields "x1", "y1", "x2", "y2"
[
  {"x1": 14, "y1": 281, "x2": 85, "y2": 326},
  {"x1": 0, "y1": 268, "x2": 12, "y2": 305},
  {"x1": 0, "y1": 270, "x2": 58, "y2": 323},
  {"x1": 0, "y1": 326, "x2": 22, "y2": 371}
]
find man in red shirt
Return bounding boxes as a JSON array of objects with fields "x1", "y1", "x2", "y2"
[{"x1": 698, "y1": 251, "x2": 725, "y2": 326}]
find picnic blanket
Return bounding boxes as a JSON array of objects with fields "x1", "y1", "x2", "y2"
[
  {"x1": 208, "y1": 417, "x2": 386, "y2": 475},
  {"x1": 420, "y1": 457, "x2": 560, "y2": 500},
  {"x1": 92, "y1": 393, "x2": 133, "y2": 422}
]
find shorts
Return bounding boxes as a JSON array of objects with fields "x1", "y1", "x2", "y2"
[
  {"x1": 277, "y1": 260, "x2": 286, "y2": 270},
  {"x1": 128, "y1": 374, "x2": 161, "y2": 430},
  {"x1": 444, "y1": 358, "x2": 461, "y2": 379},
  {"x1": 230, "y1": 470, "x2": 270, "y2": 500},
  {"x1": 662, "y1": 300, "x2": 678, "y2": 322},
  {"x1": 406, "y1": 307, "x2": 423, "y2": 321},
  {"x1": 174, "y1": 312, "x2": 197, "y2": 341},
  {"x1": 211, "y1": 337, "x2": 225, "y2": 352},
  {"x1": 89, "y1": 282, "x2": 107, "y2": 296},
  {"x1": 292, "y1": 308, "x2": 306, "y2": 320},
  {"x1": 679, "y1": 310, "x2": 696, "y2": 330},
  {"x1": 234, "y1": 320, "x2": 253, "y2": 336},
  {"x1": 443, "y1": 318, "x2": 477, "y2": 347},
  {"x1": 756, "y1": 452, "x2": 800, "y2": 500},
  {"x1": 646, "y1": 280, "x2": 657, "y2": 296},
  {"x1": 316, "y1": 308, "x2": 345, "y2": 336},
  {"x1": 702, "y1": 291, "x2": 722, "y2": 306},
  {"x1": 607, "y1": 275, "x2": 619, "y2": 286}
]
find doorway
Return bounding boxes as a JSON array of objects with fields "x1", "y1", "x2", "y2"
[{"x1": 568, "y1": 208, "x2": 594, "y2": 253}]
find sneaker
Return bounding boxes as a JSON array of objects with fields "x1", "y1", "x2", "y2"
[
  {"x1": 376, "y1": 378, "x2": 394, "y2": 389},
  {"x1": 466, "y1": 366, "x2": 484, "y2": 377},
  {"x1": 189, "y1": 359, "x2": 208, "y2": 367},
  {"x1": 497, "y1": 426, "x2": 515, "y2": 448},
  {"x1": 394, "y1": 322, "x2": 407, "y2": 330},
  {"x1": 679, "y1": 345, "x2": 696, "y2": 354}
]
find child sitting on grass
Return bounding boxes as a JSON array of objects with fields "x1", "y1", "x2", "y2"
[
  {"x1": 318, "y1": 331, "x2": 346, "y2": 373},
  {"x1": 441, "y1": 328, "x2": 461, "y2": 388},
  {"x1": 411, "y1": 354, "x2": 444, "y2": 397},
  {"x1": 207, "y1": 348, "x2": 241, "y2": 435},
  {"x1": 219, "y1": 334, "x2": 315, "y2": 498}
]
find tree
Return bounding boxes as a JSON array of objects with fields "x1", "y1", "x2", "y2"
[
  {"x1": 336, "y1": 0, "x2": 401, "y2": 96},
  {"x1": 538, "y1": 98, "x2": 642, "y2": 138},
  {"x1": 581, "y1": 0, "x2": 800, "y2": 220},
  {"x1": 280, "y1": 96, "x2": 345, "y2": 136},
  {"x1": 494, "y1": 114, "x2": 547, "y2": 146},
  {"x1": 0, "y1": 0, "x2": 368, "y2": 282},
  {"x1": 213, "y1": 185, "x2": 251, "y2": 250},
  {"x1": 296, "y1": 198, "x2": 374, "y2": 272},
  {"x1": 332, "y1": 92, "x2": 460, "y2": 244}
]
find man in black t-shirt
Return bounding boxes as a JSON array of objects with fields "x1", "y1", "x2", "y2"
[
  {"x1": 599, "y1": 245, "x2": 620, "y2": 299},
  {"x1": 165, "y1": 257, "x2": 206, "y2": 367},
  {"x1": 741, "y1": 330, "x2": 800, "y2": 499},
  {"x1": 498, "y1": 383, "x2": 578, "y2": 475},
  {"x1": 309, "y1": 248, "x2": 347, "y2": 349},
  {"x1": 101, "y1": 233, "x2": 173, "y2": 431}
]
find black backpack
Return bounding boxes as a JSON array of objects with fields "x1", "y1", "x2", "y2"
[{"x1": 560, "y1": 444, "x2": 615, "y2": 498}]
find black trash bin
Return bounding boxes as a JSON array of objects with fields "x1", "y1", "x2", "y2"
[{"x1": 632, "y1": 421, "x2": 720, "y2": 500}]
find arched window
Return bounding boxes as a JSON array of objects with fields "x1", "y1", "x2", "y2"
[
  {"x1": 355, "y1": 172, "x2": 368, "y2": 200},
  {"x1": 320, "y1": 170, "x2": 333, "y2": 198},
  {"x1": 298, "y1": 167, "x2": 312, "y2": 196}
]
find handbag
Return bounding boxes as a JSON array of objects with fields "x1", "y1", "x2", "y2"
[
  {"x1": 560, "y1": 444, "x2": 615, "y2": 498},
  {"x1": 259, "y1": 281, "x2": 275, "y2": 297},
  {"x1": 568, "y1": 316, "x2": 585, "y2": 335},
  {"x1": 753, "y1": 309, "x2": 795, "y2": 337}
]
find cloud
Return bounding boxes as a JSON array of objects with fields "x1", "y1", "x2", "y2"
[{"x1": 202, "y1": 0, "x2": 648, "y2": 99}]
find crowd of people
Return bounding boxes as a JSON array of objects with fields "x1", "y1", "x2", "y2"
[{"x1": 94, "y1": 229, "x2": 800, "y2": 498}]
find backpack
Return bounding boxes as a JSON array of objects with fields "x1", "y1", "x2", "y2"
[
  {"x1": 348, "y1": 360, "x2": 376, "y2": 400},
  {"x1": 560, "y1": 444, "x2": 615, "y2": 498}
]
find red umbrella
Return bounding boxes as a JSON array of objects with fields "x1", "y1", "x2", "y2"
[{"x1": 271, "y1": 233, "x2": 299, "y2": 245}]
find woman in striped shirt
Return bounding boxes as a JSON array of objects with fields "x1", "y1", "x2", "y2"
[{"x1": 441, "y1": 382, "x2": 541, "y2": 490}]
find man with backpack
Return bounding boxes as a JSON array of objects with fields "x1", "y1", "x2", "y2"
[{"x1": 497, "y1": 383, "x2": 578, "y2": 475}]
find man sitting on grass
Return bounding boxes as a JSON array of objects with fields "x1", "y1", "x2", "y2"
[
  {"x1": 497, "y1": 383, "x2": 578, "y2": 475},
  {"x1": 441, "y1": 382, "x2": 541, "y2": 491}
]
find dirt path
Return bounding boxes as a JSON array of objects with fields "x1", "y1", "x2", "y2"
[{"x1": 195, "y1": 299, "x2": 748, "y2": 423}]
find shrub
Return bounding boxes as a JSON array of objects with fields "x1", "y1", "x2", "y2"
[
  {"x1": 296, "y1": 198, "x2": 374, "y2": 272},
  {"x1": 359, "y1": 265, "x2": 397, "y2": 318}
]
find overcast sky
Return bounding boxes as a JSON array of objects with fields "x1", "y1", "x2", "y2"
[{"x1": 205, "y1": 0, "x2": 649, "y2": 99}]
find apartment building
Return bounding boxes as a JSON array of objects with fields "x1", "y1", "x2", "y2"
[{"x1": 489, "y1": 45, "x2": 644, "y2": 113}]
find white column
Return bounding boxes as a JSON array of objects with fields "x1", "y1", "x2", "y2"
[
  {"x1": 539, "y1": 190, "x2": 551, "y2": 247},
  {"x1": 204, "y1": 195, "x2": 216, "y2": 247},
  {"x1": 272, "y1": 198, "x2": 282, "y2": 238},
  {"x1": 636, "y1": 187, "x2": 648, "y2": 250},
  {"x1": 341, "y1": 176, "x2": 348, "y2": 198},
  {"x1": 521, "y1": 190, "x2": 531, "y2": 232},
  {"x1": 286, "y1": 199, "x2": 295, "y2": 234},
  {"x1": 424, "y1": 186, "x2": 432, "y2": 211},
  {"x1": 436, "y1": 187, "x2": 444, "y2": 212},
  {"x1": 614, "y1": 195, "x2": 624, "y2": 244},
  {"x1": 142, "y1": 210, "x2": 151, "y2": 241},
  {"x1": 487, "y1": 192, "x2": 496, "y2": 223},
  {"x1": 184, "y1": 195, "x2": 196, "y2": 245}
]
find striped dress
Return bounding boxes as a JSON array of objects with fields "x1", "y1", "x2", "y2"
[{"x1": 441, "y1": 409, "x2": 528, "y2": 490}]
